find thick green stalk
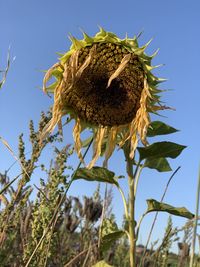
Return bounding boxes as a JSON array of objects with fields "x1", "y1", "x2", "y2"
[
  {"x1": 128, "y1": 174, "x2": 136, "y2": 267},
  {"x1": 189, "y1": 165, "x2": 200, "y2": 267},
  {"x1": 124, "y1": 143, "x2": 136, "y2": 267}
]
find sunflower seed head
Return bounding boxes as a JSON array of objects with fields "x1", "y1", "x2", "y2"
[{"x1": 42, "y1": 28, "x2": 167, "y2": 168}]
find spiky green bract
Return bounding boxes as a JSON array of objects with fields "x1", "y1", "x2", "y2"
[
  {"x1": 42, "y1": 27, "x2": 166, "y2": 168},
  {"x1": 46, "y1": 27, "x2": 163, "y2": 102}
]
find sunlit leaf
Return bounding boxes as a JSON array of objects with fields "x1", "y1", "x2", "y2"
[
  {"x1": 0, "y1": 175, "x2": 19, "y2": 195},
  {"x1": 73, "y1": 167, "x2": 118, "y2": 186},
  {"x1": 82, "y1": 136, "x2": 93, "y2": 147},
  {"x1": 100, "y1": 218, "x2": 125, "y2": 252},
  {"x1": 146, "y1": 199, "x2": 194, "y2": 219},
  {"x1": 144, "y1": 157, "x2": 172, "y2": 172},
  {"x1": 138, "y1": 142, "x2": 186, "y2": 161},
  {"x1": 92, "y1": 260, "x2": 114, "y2": 267},
  {"x1": 101, "y1": 230, "x2": 125, "y2": 252},
  {"x1": 147, "y1": 121, "x2": 178, "y2": 137},
  {"x1": 82, "y1": 136, "x2": 106, "y2": 155},
  {"x1": 101, "y1": 218, "x2": 119, "y2": 238}
]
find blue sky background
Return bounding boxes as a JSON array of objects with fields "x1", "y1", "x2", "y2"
[{"x1": 0, "y1": 0, "x2": 199, "y2": 252}]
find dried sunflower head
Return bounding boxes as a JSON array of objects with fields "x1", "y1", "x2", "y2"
[{"x1": 42, "y1": 28, "x2": 166, "y2": 168}]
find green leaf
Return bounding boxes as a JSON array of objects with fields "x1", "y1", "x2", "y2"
[
  {"x1": 92, "y1": 261, "x2": 114, "y2": 267},
  {"x1": 147, "y1": 121, "x2": 179, "y2": 137},
  {"x1": 0, "y1": 175, "x2": 19, "y2": 195},
  {"x1": 101, "y1": 218, "x2": 119, "y2": 238},
  {"x1": 82, "y1": 136, "x2": 93, "y2": 147},
  {"x1": 100, "y1": 218, "x2": 125, "y2": 252},
  {"x1": 101, "y1": 230, "x2": 125, "y2": 253},
  {"x1": 146, "y1": 199, "x2": 194, "y2": 219},
  {"x1": 144, "y1": 157, "x2": 172, "y2": 172},
  {"x1": 73, "y1": 167, "x2": 118, "y2": 186},
  {"x1": 82, "y1": 136, "x2": 106, "y2": 155},
  {"x1": 138, "y1": 142, "x2": 186, "y2": 161}
]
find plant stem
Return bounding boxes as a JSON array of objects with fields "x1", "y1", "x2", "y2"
[
  {"x1": 117, "y1": 185, "x2": 129, "y2": 222},
  {"x1": 134, "y1": 163, "x2": 143, "y2": 196},
  {"x1": 136, "y1": 211, "x2": 148, "y2": 240},
  {"x1": 98, "y1": 183, "x2": 108, "y2": 248},
  {"x1": 128, "y1": 173, "x2": 136, "y2": 267},
  {"x1": 189, "y1": 165, "x2": 200, "y2": 267},
  {"x1": 124, "y1": 143, "x2": 136, "y2": 267}
]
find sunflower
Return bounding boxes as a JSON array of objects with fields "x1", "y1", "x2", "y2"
[{"x1": 42, "y1": 28, "x2": 166, "y2": 168}]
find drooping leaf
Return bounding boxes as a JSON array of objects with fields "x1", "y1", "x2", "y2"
[
  {"x1": 147, "y1": 121, "x2": 178, "y2": 137},
  {"x1": 138, "y1": 142, "x2": 186, "y2": 161},
  {"x1": 144, "y1": 157, "x2": 172, "y2": 172},
  {"x1": 101, "y1": 230, "x2": 125, "y2": 252},
  {"x1": 101, "y1": 218, "x2": 119, "y2": 238},
  {"x1": 116, "y1": 175, "x2": 125, "y2": 179},
  {"x1": 73, "y1": 167, "x2": 118, "y2": 186},
  {"x1": 146, "y1": 199, "x2": 194, "y2": 219},
  {"x1": 100, "y1": 218, "x2": 126, "y2": 252},
  {"x1": 0, "y1": 175, "x2": 19, "y2": 195},
  {"x1": 100, "y1": 138, "x2": 107, "y2": 156},
  {"x1": 92, "y1": 261, "x2": 114, "y2": 267},
  {"x1": 82, "y1": 136, "x2": 93, "y2": 147},
  {"x1": 82, "y1": 136, "x2": 107, "y2": 155}
]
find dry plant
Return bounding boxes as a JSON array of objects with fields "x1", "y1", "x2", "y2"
[{"x1": 0, "y1": 111, "x2": 115, "y2": 267}]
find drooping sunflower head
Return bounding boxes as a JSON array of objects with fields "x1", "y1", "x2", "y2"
[{"x1": 42, "y1": 28, "x2": 166, "y2": 168}]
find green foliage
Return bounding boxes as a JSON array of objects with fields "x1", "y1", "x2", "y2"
[
  {"x1": 154, "y1": 216, "x2": 178, "y2": 266},
  {"x1": 74, "y1": 167, "x2": 119, "y2": 186},
  {"x1": 147, "y1": 121, "x2": 178, "y2": 137},
  {"x1": 92, "y1": 260, "x2": 113, "y2": 267},
  {"x1": 0, "y1": 111, "x2": 59, "y2": 266},
  {"x1": 101, "y1": 231, "x2": 125, "y2": 253},
  {"x1": 144, "y1": 157, "x2": 172, "y2": 172},
  {"x1": 146, "y1": 199, "x2": 194, "y2": 219},
  {"x1": 23, "y1": 145, "x2": 71, "y2": 266},
  {"x1": 100, "y1": 217, "x2": 125, "y2": 253},
  {"x1": 138, "y1": 141, "x2": 186, "y2": 161},
  {"x1": 0, "y1": 111, "x2": 107, "y2": 267},
  {"x1": 110, "y1": 237, "x2": 130, "y2": 267}
]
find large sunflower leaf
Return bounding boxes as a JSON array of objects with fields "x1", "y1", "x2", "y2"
[
  {"x1": 101, "y1": 230, "x2": 126, "y2": 253},
  {"x1": 82, "y1": 136, "x2": 93, "y2": 147},
  {"x1": 147, "y1": 121, "x2": 179, "y2": 137},
  {"x1": 101, "y1": 218, "x2": 119, "y2": 237},
  {"x1": 100, "y1": 218, "x2": 126, "y2": 252},
  {"x1": 146, "y1": 199, "x2": 194, "y2": 219},
  {"x1": 73, "y1": 167, "x2": 119, "y2": 186},
  {"x1": 92, "y1": 261, "x2": 113, "y2": 267},
  {"x1": 138, "y1": 142, "x2": 186, "y2": 161},
  {"x1": 144, "y1": 157, "x2": 172, "y2": 172}
]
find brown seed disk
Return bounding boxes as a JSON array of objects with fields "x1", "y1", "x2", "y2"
[{"x1": 63, "y1": 42, "x2": 145, "y2": 126}]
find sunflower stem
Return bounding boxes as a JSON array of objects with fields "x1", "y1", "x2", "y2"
[
  {"x1": 117, "y1": 185, "x2": 129, "y2": 222},
  {"x1": 124, "y1": 143, "x2": 136, "y2": 267},
  {"x1": 134, "y1": 162, "x2": 143, "y2": 197},
  {"x1": 189, "y1": 164, "x2": 200, "y2": 267}
]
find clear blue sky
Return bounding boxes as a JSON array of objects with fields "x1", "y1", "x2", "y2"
[{"x1": 0, "y1": 0, "x2": 200, "y2": 251}]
